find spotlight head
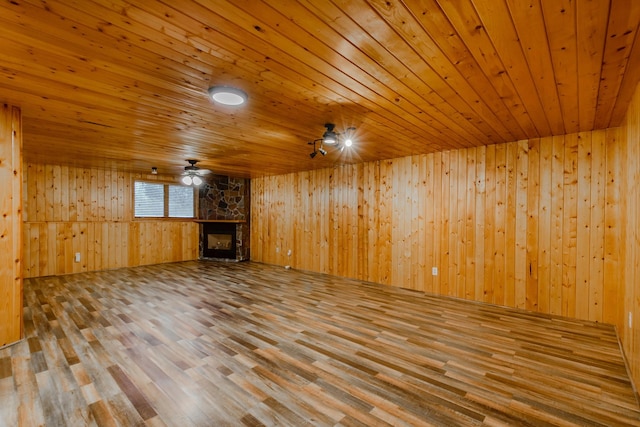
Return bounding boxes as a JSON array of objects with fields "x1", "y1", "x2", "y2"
[
  {"x1": 319, "y1": 147, "x2": 327, "y2": 156},
  {"x1": 344, "y1": 138, "x2": 353, "y2": 147},
  {"x1": 310, "y1": 151, "x2": 317, "y2": 159}
]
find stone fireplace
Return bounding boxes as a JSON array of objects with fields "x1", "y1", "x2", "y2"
[
  {"x1": 199, "y1": 221, "x2": 243, "y2": 261},
  {"x1": 197, "y1": 175, "x2": 249, "y2": 261}
]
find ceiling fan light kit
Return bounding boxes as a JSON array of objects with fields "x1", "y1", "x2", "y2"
[
  {"x1": 308, "y1": 123, "x2": 355, "y2": 158},
  {"x1": 181, "y1": 159, "x2": 210, "y2": 186}
]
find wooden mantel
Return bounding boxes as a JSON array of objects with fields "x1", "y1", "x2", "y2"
[{"x1": 194, "y1": 220, "x2": 246, "y2": 223}]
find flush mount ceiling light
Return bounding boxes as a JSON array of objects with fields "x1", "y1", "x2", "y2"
[
  {"x1": 308, "y1": 123, "x2": 356, "y2": 158},
  {"x1": 208, "y1": 85, "x2": 248, "y2": 106}
]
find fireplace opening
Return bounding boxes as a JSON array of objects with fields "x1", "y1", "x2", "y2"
[
  {"x1": 202, "y1": 222, "x2": 237, "y2": 259},
  {"x1": 208, "y1": 234, "x2": 232, "y2": 250}
]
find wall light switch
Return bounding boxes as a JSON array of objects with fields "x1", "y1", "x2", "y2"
[{"x1": 74, "y1": 252, "x2": 81, "y2": 263}]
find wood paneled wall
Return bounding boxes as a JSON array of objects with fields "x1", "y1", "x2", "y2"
[
  {"x1": 22, "y1": 164, "x2": 199, "y2": 278},
  {"x1": 622, "y1": 83, "x2": 640, "y2": 387},
  {"x1": 252, "y1": 129, "x2": 623, "y2": 321},
  {"x1": 251, "y1": 127, "x2": 635, "y2": 377},
  {"x1": 0, "y1": 105, "x2": 23, "y2": 347}
]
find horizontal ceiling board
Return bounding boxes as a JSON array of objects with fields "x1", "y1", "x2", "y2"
[{"x1": 0, "y1": 0, "x2": 637, "y2": 177}]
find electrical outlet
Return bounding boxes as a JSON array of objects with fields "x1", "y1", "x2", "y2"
[
  {"x1": 276, "y1": 247, "x2": 280, "y2": 253},
  {"x1": 432, "y1": 267, "x2": 438, "y2": 276},
  {"x1": 287, "y1": 249, "x2": 292, "y2": 256}
]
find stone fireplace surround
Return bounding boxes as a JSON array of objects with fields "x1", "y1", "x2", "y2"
[{"x1": 197, "y1": 175, "x2": 249, "y2": 261}]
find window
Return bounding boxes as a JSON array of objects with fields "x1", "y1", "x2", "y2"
[{"x1": 134, "y1": 181, "x2": 195, "y2": 218}]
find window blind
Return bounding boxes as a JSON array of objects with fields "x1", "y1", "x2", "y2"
[
  {"x1": 168, "y1": 184, "x2": 194, "y2": 217},
  {"x1": 134, "y1": 182, "x2": 164, "y2": 217}
]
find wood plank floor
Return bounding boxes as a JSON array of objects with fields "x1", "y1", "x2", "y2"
[{"x1": 1, "y1": 261, "x2": 639, "y2": 426}]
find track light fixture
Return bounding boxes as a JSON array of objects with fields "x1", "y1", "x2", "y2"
[
  {"x1": 322, "y1": 123, "x2": 338, "y2": 144},
  {"x1": 307, "y1": 123, "x2": 356, "y2": 158}
]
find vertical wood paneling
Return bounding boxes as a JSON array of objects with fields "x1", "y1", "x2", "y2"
[
  {"x1": 251, "y1": 113, "x2": 640, "y2": 389},
  {"x1": 484, "y1": 145, "x2": 496, "y2": 303},
  {"x1": 526, "y1": 139, "x2": 540, "y2": 311},
  {"x1": 0, "y1": 104, "x2": 23, "y2": 347},
  {"x1": 504, "y1": 142, "x2": 517, "y2": 308},
  {"x1": 53, "y1": 165, "x2": 62, "y2": 221},
  {"x1": 98, "y1": 169, "x2": 106, "y2": 221},
  {"x1": 378, "y1": 160, "x2": 392, "y2": 284},
  {"x1": 576, "y1": 132, "x2": 592, "y2": 320},
  {"x1": 474, "y1": 147, "x2": 486, "y2": 301},
  {"x1": 433, "y1": 152, "x2": 443, "y2": 294},
  {"x1": 622, "y1": 83, "x2": 640, "y2": 389},
  {"x1": 590, "y1": 130, "x2": 606, "y2": 322},
  {"x1": 603, "y1": 128, "x2": 622, "y2": 327},
  {"x1": 75, "y1": 167, "x2": 83, "y2": 222},
  {"x1": 364, "y1": 163, "x2": 376, "y2": 282},
  {"x1": 62, "y1": 166, "x2": 70, "y2": 222},
  {"x1": 424, "y1": 154, "x2": 435, "y2": 293},
  {"x1": 538, "y1": 138, "x2": 552, "y2": 313},
  {"x1": 35, "y1": 163, "x2": 45, "y2": 222},
  {"x1": 494, "y1": 143, "x2": 506, "y2": 305},
  {"x1": 250, "y1": 176, "x2": 263, "y2": 263},
  {"x1": 391, "y1": 159, "x2": 401, "y2": 286},
  {"x1": 22, "y1": 163, "x2": 199, "y2": 278},
  {"x1": 464, "y1": 149, "x2": 476, "y2": 300},
  {"x1": 440, "y1": 151, "x2": 451, "y2": 296},
  {"x1": 562, "y1": 133, "x2": 578, "y2": 318},
  {"x1": 550, "y1": 136, "x2": 565, "y2": 315},
  {"x1": 416, "y1": 155, "x2": 427, "y2": 291},
  {"x1": 319, "y1": 169, "x2": 330, "y2": 274},
  {"x1": 250, "y1": 129, "x2": 628, "y2": 325},
  {"x1": 45, "y1": 165, "x2": 54, "y2": 220},
  {"x1": 410, "y1": 157, "x2": 420, "y2": 289},
  {"x1": 514, "y1": 141, "x2": 528, "y2": 309},
  {"x1": 455, "y1": 150, "x2": 466, "y2": 299}
]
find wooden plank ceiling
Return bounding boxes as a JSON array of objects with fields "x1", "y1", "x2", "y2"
[{"x1": 0, "y1": 0, "x2": 638, "y2": 178}]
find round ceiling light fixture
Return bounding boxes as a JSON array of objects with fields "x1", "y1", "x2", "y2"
[{"x1": 208, "y1": 85, "x2": 248, "y2": 106}]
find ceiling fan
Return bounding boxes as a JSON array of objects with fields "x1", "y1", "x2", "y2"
[
  {"x1": 308, "y1": 123, "x2": 355, "y2": 158},
  {"x1": 181, "y1": 159, "x2": 211, "y2": 186}
]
